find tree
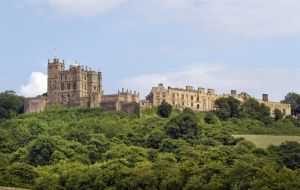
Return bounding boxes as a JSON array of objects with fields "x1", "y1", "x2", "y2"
[
  {"x1": 282, "y1": 93, "x2": 300, "y2": 116},
  {"x1": 157, "y1": 101, "x2": 172, "y2": 118},
  {"x1": 28, "y1": 136, "x2": 57, "y2": 166},
  {"x1": 204, "y1": 112, "x2": 221, "y2": 125},
  {"x1": 214, "y1": 97, "x2": 241, "y2": 120},
  {"x1": 165, "y1": 111, "x2": 200, "y2": 140},
  {"x1": 240, "y1": 98, "x2": 271, "y2": 124},
  {"x1": 267, "y1": 141, "x2": 300, "y2": 170},
  {"x1": 0, "y1": 91, "x2": 24, "y2": 120},
  {"x1": 274, "y1": 109, "x2": 284, "y2": 121}
]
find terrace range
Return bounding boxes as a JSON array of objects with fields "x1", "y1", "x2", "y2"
[{"x1": 24, "y1": 58, "x2": 291, "y2": 117}]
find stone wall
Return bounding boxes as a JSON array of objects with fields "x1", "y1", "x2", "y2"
[
  {"x1": 24, "y1": 96, "x2": 47, "y2": 113},
  {"x1": 147, "y1": 84, "x2": 292, "y2": 117}
]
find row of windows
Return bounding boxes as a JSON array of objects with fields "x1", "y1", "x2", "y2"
[
  {"x1": 156, "y1": 92, "x2": 207, "y2": 101},
  {"x1": 61, "y1": 82, "x2": 87, "y2": 91}
]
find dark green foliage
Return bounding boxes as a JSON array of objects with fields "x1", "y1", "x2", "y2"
[
  {"x1": 0, "y1": 91, "x2": 24, "y2": 120},
  {"x1": 0, "y1": 107, "x2": 300, "y2": 189},
  {"x1": 204, "y1": 112, "x2": 220, "y2": 125},
  {"x1": 274, "y1": 109, "x2": 284, "y2": 121},
  {"x1": 28, "y1": 136, "x2": 57, "y2": 166},
  {"x1": 240, "y1": 98, "x2": 271, "y2": 124},
  {"x1": 267, "y1": 141, "x2": 300, "y2": 170},
  {"x1": 165, "y1": 111, "x2": 200, "y2": 140},
  {"x1": 282, "y1": 92, "x2": 300, "y2": 115},
  {"x1": 157, "y1": 101, "x2": 172, "y2": 118},
  {"x1": 214, "y1": 97, "x2": 240, "y2": 120}
]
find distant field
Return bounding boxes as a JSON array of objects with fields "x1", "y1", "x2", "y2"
[{"x1": 233, "y1": 135, "x2": 300, "y2": 149}]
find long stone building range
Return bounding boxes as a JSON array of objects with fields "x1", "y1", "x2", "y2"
[{"x1": 144, "y1": 83, "x2": 292, "y2": 117}]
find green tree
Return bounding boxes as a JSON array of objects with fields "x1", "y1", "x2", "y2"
[
  {"x1": 267, "y1": 141, "x2": 300, "y2": 170},
  {"x1": 27, "y1": 136, "x2": 57, "y2": 166},
  {"x1": 214, "y1": 97, "x2": 240, "y2": 120},
  {"x1": 282, "y1": 92, "x2": 300, "y2": 116},
  {"x1": 0, "y1": 91, "x2": 24, "y2": 120},
  {"x1": 240, "y1": 98, "x2": 271, "y2": 124},
  {"x1": 274, "y1": 109, "x2": 284, "y2": 121},
  {"x1": 204, "y1": 112, "x2": 221, "y2": 125},
  {"x1": 165, "y1": 111, "x2": 200, "y2": 140},
  {"x1": 157, "y1": 101, "x2": 172, "y2": 118}
]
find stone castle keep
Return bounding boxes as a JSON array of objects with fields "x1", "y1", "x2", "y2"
[
  {"x1": 24, "y1": 58, "x2": 140, "y2": 113},
  {"x1": 25, "y1": 57, "x2": 291, "y2": 117}
]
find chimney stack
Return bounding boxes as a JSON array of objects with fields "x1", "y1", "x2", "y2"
[
  {"x1": 231, "y1": 90, "x2": 237, "y2": 96},
  {"x1": 263, "y1": 94, "x2": 269, "y2": 102}
]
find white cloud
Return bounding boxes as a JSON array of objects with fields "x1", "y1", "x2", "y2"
[
  {"x1": 135, "y1": 0, "x2": 300, "y2": 36},
  {"x1": 22, "y1": 0, "x2": 126, "y2": 17},
  {"x1": 21, "y1": 72, "x2": 47, "y2": 97},
  {"x1": 20, "y1": 0, "x2": 300, "y2": 36},
  {"x1": 120, "y1": 63, "x2": 300, "y2": 101}
]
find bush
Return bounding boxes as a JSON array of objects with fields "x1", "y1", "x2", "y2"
[
  {"x1": 204, "y1": 112, "x2": 221, "y2": 125},
  {"x1": 157, "y1": 101, "x2": 172, "y2": 118},
  {"x1": 165, "y1": 111, "x2": 200, "y2": 140},
  {"x1": 274, "y1": 109, "x2": 284, "y2": 121}
]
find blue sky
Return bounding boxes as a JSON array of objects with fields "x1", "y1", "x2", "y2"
[{"x1": 1, "y1": 0, "x2": 300, "y2": 101}]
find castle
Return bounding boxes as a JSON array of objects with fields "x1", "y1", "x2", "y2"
[
  {"x1": 24, "y1": 58, "x2": 140, "y2": 113},
  {"x1": 25, "y1": 57, "x2": 292, "y2": 117}
]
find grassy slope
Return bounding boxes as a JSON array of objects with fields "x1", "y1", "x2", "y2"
[{"x1": 233, "y1": 135, "x2": 300, "y2": 149}]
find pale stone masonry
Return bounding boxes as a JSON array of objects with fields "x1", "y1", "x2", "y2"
[
  {"x1": 101, "y1": 90, "x2": 140, "y2": 111},
  {"x1": 24, "y1": 57, "x2": 140, "y2": 113},
  {"x1": 145, "y1": 83, "x2": 291, "y2": 117},
  {"x1": 24, "y1": 57, "x2": 291, "y2": 117},
  {"x1": 47, "y1": 58, "x2": 103, "y2": 108}
]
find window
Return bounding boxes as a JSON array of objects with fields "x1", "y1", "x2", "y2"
[
  {"x1": 197, "y1": 104, "x2": 200, "y2": 109},
  {"x1": 61, "y1": 83, "x2": 64, "y2": 91},
  {"x1": 203, "y1": 100, "x2": 207, "y2": 108},
  {"x1": 73, "y1": 82, "x2": 76, "y2": 90},
  {"x1": 181, "y1": 94, "x2": 184, "y2": 99},
  {"x1": 172, "y1": 93, "x2": 175, "y2": 99},
  {"x1": 191, "y1": 103, "x2": 193, "y2": 107},
  {"x1": 67, "y1": 83, "x2": 71, "y2": 90},
  {"x1": 197, "y1": 97, "x2": 199, "y2": 101},
  {"x1": 191, "y1": 96, "x2": 194, "y2": 100},
  {"x1": 61, "y1": 75, "x2": 63, "y2": 80},
  {"x1": 84, "y1": 84, "x2": 87, "y2": 90},
  {"x1": 65, "y1": 75, "x2": 67, "y2": 80}
]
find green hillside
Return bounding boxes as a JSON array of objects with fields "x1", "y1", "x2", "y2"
[{"x1": 0, "y1": 107, "x2": 300, "y2": 189}]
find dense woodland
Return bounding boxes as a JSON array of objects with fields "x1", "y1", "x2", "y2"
[{"x1": 0, "y1": 91, "x2": 300, "y2": 189}]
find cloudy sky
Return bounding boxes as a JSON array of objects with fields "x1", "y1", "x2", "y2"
[{"x1": 1, "y1": 0, "x2": 300, "y2": 101}]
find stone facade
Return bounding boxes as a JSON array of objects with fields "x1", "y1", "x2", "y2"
[
  {"x1": 146, "y1": 84, "x2": 292, "y2": 117},
  {"x1": 47, "y1": 58, "x2": 103, "y2": 108},
  {"x1": 24, "y1": 96, "x2": 47, "y2": 113},
  {"x1": 24, "y1": 57, "x2": 140, "y2": 113},
  {"x1": 146, "y1": 83, "x2": 219, "y2": 112},
  {"x1": 101, "y1": 89, "x2": 140, "y2": 111}
]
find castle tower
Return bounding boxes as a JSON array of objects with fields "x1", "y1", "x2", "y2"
[{"x1": 47, "y1": 58, "x2": 65, "y2": 105}]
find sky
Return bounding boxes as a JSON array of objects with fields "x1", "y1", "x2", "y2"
[{"x1": 1, "y1": 0, "x2": 300, "y2": 101}]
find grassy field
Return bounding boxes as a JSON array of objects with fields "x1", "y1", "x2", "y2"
[{"x1": 233, "y1": 135, "x2": 300, "y2": 149}]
